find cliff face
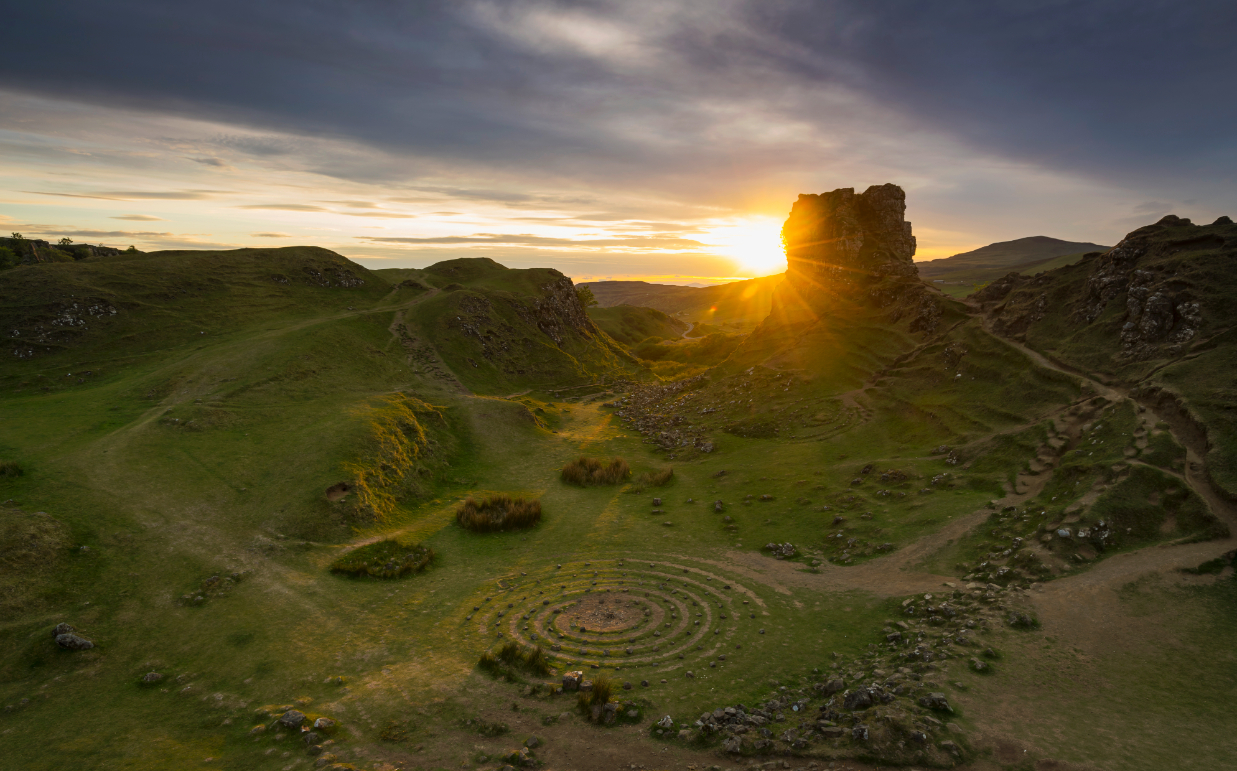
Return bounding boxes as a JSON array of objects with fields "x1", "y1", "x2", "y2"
[{"x1": 773, "y1": 183, "x2": 939, "y2": 331}]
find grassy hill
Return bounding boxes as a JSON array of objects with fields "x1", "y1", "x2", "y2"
[
  {"x1": 585, "y1": 304, "x2": 688, "y2": 346},
  {"x1": 977, "y1": 214, "x2": 1237, "y2": 495},
  {"x1": 580, "y1": 274, "x2": 783, "y2": 330},
  {"x1": 918, "y1": 236, "x2": 1109, "y2": 297},
  {"x1": 1, "y1": 237, "x2": 1235, "y2": 771}
]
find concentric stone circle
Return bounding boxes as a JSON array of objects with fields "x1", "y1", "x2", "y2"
[{"x1": 464, "y1": 560, "x2": 759, "y2": 672}]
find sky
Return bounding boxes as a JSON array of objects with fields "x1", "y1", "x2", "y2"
[{"x1": 1, "y1": 0, "x2": 1234, "y2": 285}]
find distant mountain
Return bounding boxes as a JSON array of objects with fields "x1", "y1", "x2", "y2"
[
  {"x1": 578, "y1": 274, "x2": 783, "y2": 329},
  {"x1": 917, "y1": 236, "x2": 1110, "y2": 297}
]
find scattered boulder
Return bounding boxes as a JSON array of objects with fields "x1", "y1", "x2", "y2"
[
  {"x1": 843, "y1": 688, "x2": 873, "y2": 710},
  {"x1": 51, "y1": 623, "x2": 75, "y2": 638},
  {"x1": 918, "y1": 693, "x2": 953, "y2": 712},
  {"x1": 141, "y1": 672, "x2": 163, "y2": 683},
  {"x1": 278, "y1": 710, "x2": 307, "y2": 729},
  {"x1": 55, "y1": 633, "x2": 94, "y2": 651}
]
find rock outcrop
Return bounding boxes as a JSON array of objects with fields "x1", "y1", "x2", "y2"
[
  {"x1": 773, "y1": 184, "x2": 940, "y2": 332},
  {"x1": 0, "y1": 237, "x2": 122, "y2": 266},
  {"x1": 978, "y1": 214, "x2": 1233, "y2": 361}
]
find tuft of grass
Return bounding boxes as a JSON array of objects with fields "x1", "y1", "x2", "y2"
[
  {"x1": 456, "y1": 494, "x2": 542, "y2": 532},
  {"x1": 561, "y1": 457, "x2": 631, "y2": 486},
  {"x1": 478, "y1": 642, "x2": 551, "y2": 677},
  {"x1": 329, "y1": 539, "x2": 433, "y2": 579},
  {"x1": 640, "y1": 467, "x2": 674, "y2": 487},
  {"x1": 0, "y1": 460, "x2": 22, "y2": 477}
]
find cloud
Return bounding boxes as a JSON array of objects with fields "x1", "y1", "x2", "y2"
[
  {"x1": 236, "y1": 203, "x2": 329, "y2": 212},
  {"x1": 251, "y1": 232, "x2": 289, "y2": 238},
  {"x1": 357, "y1": 232, "x2": 704, "y2": 248},
  {"x1": 40, "y1": 229, "x2": 175, "y2": 238},
  {"x1": 25, "y1": 189, "x2": 218, "y2": 200},
  {"x1": 234, "y1": 203, "x2": 413, "y2": 217},
  {"x1": 213, "y1": 134, "x2": 296, "y2": 156},
  {"x1": 111, "y1": 214, "x2": 167, "y2": 221},
  {"x1": 188, "y1": 156, "x2": 231, "y2": 168}
]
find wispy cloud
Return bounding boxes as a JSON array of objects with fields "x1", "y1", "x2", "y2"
[
  {"x1": 236, "y1": 203, "x2": 329, "y2": 212},
  {"x1": 358, "y1": 233, "x2": 704, "y2": 248},
  {"x1": 251, "y1": 232, "x2": 290, "y2": 238},
  {"x1": 26, "y1": 189, "x2": 219, "y2": 200},
  {"x1": 111, "y1": 214, "x2": 167, "y2": 221}
]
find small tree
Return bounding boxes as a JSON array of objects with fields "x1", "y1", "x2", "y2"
[
  {"x1": 126, "y1": 245, "x2": 138, "y2": 253},
  {"x1": 58, "y1": 237, "x2": 73, "y2": 246},
  {"x1": 576, "y1": 284, "x2": 598, "y2": 308},
  {"x1": 10, "y1": 233, "x2": 24, "y2": 241}
]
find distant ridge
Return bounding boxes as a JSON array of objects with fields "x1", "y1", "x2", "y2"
[
  {"x1": 919, "y1": 235, "x2": 1109, "y2": 276},
  {"x1": 917, "y1": 235, "x2": 1110, "y2": 297},
  {"x1": 578, "y1": 275, "x2": 782, "y2": 329}
]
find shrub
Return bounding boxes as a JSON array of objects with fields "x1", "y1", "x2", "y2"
[
  {"x1": 561, "y1": 457, "x2": 631, "y2": 486},
  {"x1": 0, "y1": 460, "x2": 23, "y2": 477},
  {"x1": 330, "y1": 539, "x2": 433, "y2": 579},
  {"x1": 456, "y1": 494, "x2": 542, "y2": 532}
]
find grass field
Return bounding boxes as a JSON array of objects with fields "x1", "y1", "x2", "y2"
[{"x1": 2, "y1": 247, "x2": 1235, "y2": 771}]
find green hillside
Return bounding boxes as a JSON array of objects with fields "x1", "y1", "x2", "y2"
[
  {"x1": 585, "y1": 304, "x2": 688, "y2": 346},
  {"x1": 977, "y1": 214, "x2": 1237, "y2": 495}
]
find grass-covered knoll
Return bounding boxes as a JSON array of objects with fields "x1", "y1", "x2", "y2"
[
  {"x1": 329, "y1": 538, "x2": 433, "y2": 579},
  {"x1": 561, "y1": 456, "x2": 630, "y2": 486},
  {"x1": 398, "y1": 265, "x2": 646, "y2": 395},
  {"x1": 456, "y1": 494, "x2": 543, "y2": 531},
  {"x1": 632, "y1": 332, "x2": 744, "y2": 379},
  {"x1": 0, "y1": 246, "x2": 386, "y2": 370},
  {"x1": 586, "y1": 304, "x2": 687, "y2": 345},
  {"x1": 337, "y1": 393, "x2": 455, "y2": 522}
]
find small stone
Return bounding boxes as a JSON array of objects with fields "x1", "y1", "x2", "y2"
[
  {"x1": 55, "y1": 633, "x2": 94, "y2": 651},
  {"x1": 312, "y1": 717, "x2": 335, "y2": 730},
  {"x1": 51, "y1": 623, "x2": 75, "y2": 638},
  {"x1": 524, "y1": 735, "x2": 541, "y2": 749},
  {"x1": 641, "y1": 680, "x2": 650, "y2": 687},
  {"x1": 142, "y1": 672, "x2": 163, "y2": 683},
  {"x1": 278, "y1": 710, "x2": 306, "y2": 729}
]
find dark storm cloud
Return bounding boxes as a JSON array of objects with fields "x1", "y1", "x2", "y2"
[{"x1": 0, "y1": 1, "x2": 1232, "y2": 191}]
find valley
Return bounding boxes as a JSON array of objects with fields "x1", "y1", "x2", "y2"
[{"x1": 1, "y1": 189, "x2": 1235, "y2": 771}]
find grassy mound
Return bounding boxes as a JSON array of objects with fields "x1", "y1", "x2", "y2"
[
  {"x1": 0, "y1": 460, "x2": 22, "y2": 477},
  {"x1": 561, "y1": 457, "x2": 631, "y2": 486},
  {"x1": 456, "y1": 494, "x2": 542, "y2": 532},
  {"x1": 330, "y1": 539, "x2": 433, "y2": 579}
]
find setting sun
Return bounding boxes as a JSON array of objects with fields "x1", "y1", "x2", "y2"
[{"x1": 708, "y1": 217, "x2": 787, "y2": 276}]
